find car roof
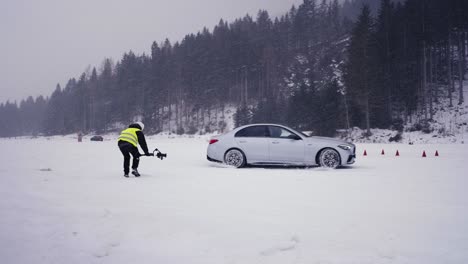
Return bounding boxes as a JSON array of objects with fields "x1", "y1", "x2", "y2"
[
  {"x1": 237, "y1": 123, "x2": 288, "y2": 129},
  {"x1": 232, "y1": 123, "x2": 307, "y2": 137},
  {"x1": 234, "y1": 124, "x2": 293, "y2": 132}
]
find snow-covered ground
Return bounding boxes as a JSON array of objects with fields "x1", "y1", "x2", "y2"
[{"x1": 1, "y1": 135, "x2": 467, "y2": 264}]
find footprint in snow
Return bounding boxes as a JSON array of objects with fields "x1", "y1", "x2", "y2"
[
  {"x1": 93, "y1": 242, "x2": 120, "y2": 258},
  {"x1": 260, "y1": 236, "x2": 300, "y2": 256}
]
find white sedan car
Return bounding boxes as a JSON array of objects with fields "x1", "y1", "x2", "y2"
[{"x1": 207, "y1": 124, "x2": 356, "y2": 168}]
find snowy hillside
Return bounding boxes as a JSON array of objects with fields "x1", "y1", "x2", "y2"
[
  {"x1": 1, "y1": 136, "x2": 467, "y2": 264},
  {"x1": 339, "y1": 81, "x2": 468, "y2": 144}
]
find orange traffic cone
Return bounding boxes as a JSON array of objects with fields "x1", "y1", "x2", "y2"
[
  {"x1": 435, "y1": 150, "x2": 439, "y2": 157},
  {"x1": 396, "y1": 150, "x2": 400, "y2": 156},
  {"x1": 381, "y1": 149, "x2": 385, "y2": 155},
  {"x1": 422, "y1": 151, "x2": 427, "y2": 157},
  {"x1": 363, "y1": 150, "x2": 367, "y2": 156}
]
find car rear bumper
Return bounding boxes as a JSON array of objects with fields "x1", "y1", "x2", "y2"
[{"x1": 207, "y1": 155, "x2": 223, "y2": 163}]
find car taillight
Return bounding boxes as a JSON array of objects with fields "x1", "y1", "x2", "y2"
[{"x1": 209, "y1": 139, "x2": 219, "y2": 144}]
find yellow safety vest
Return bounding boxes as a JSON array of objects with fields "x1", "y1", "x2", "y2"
[{"x1": 118, "y1": 128, "x2": 140, "y2": 147}]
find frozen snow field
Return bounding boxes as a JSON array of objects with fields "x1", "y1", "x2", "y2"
[{"x1": 1, "y1": 135, "x2": 467, "y2": 264}]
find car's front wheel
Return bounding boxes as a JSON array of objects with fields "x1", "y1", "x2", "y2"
[
  {"x1": 224, "y1": 149, "x2": 246, "y2": 168},
  {"x1": 318, "y1": 148, "x2": 341, "y2": 169}
]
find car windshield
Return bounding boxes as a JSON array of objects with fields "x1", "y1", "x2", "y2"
[
  {"x1": 288, "y1": 127, "x2": 309, "y2": 138},
  {"x1": 297, "y1": 130, "x2": 310, "y2": 137}
]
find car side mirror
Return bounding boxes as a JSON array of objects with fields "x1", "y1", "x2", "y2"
[{"x1": 288, "y1": 134, "x2": 302, "y2": 140}]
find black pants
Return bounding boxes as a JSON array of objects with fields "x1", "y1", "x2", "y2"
[{"x1": 118, "y1": 141, "x2": 140, "y2": 174}]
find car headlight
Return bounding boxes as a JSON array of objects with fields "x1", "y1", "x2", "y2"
[{"x1": 338, "y1": 144, "x2": 352, "y2": 151}]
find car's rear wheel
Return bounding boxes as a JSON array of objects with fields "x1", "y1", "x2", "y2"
[
  {"x1": 318, "y1": 148, "x2": 341, "y2": 169},
  {"x1": 224, "y1": 149, "x2": 246, "y2": 168}
]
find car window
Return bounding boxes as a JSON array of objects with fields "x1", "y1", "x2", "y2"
[
  {"x1": 268, "y1": 126, "x2": 299, "y2": 139},
  {"x1": 235, "y1": 126, "x2": 269, "y2": 138}
]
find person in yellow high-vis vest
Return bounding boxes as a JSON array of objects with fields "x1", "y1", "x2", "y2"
[{"x1": 117, "y1": 122, "x2": 152, "y2": 177}]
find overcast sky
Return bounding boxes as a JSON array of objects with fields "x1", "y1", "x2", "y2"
[{"x1": 0, "y1": 0, "x2": 303, "y2": 104}]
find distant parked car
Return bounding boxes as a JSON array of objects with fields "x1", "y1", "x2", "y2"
[
  {"x1": 207, "y1": 124, "x2": 356, "y2": 169},
  {"x1": 90, "y1": 135, "x2": 104, "y2": 142}
]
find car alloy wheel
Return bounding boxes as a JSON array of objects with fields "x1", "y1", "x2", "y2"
[
  {"x1": 224, "y1": 149, "x2": 245, "y2": 168},
  {"x1": 319, "y1": 148, "x2": 341, "y2": 169}
]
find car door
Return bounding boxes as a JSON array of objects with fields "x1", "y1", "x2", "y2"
[
  {"x1": 234, "y1": 125, "x2": 270, "y2": 163},
  {"x1": 267, "y1": 126, "x2": 305, "y2": 164}
]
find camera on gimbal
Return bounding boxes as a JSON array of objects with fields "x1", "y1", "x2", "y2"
[{"x1": 153, "y1": 148, "x2": 167, "y2": 160}]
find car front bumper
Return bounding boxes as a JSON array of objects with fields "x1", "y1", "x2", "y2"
[{"x1": 346, "y1": 154, "x2": 356, "y2": 164}]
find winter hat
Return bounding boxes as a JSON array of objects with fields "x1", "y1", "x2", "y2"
[{"x1": 136, "y1": 121, "x2": 145, "y2": 130}]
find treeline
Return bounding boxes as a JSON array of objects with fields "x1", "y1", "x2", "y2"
[
  {"x1": 0, "y1": 96, "x2": 47, "y2": 137},
  {"x1": 1, "y1": 0, "x2": 467, "y2": 138},
  {"x1": 238, "y1": 0, "x2": 468, "y2": 136},
  {"x1": 1, "y1": 0, "x2": 348, "y2": 137},
  {"x1": 345, "y1": 0, "x2": 467, "y2": 135}
]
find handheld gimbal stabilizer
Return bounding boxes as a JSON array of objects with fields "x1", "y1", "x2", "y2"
[{"x1": 152, "y1": 148, "x2": 167, "y2": 160}]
